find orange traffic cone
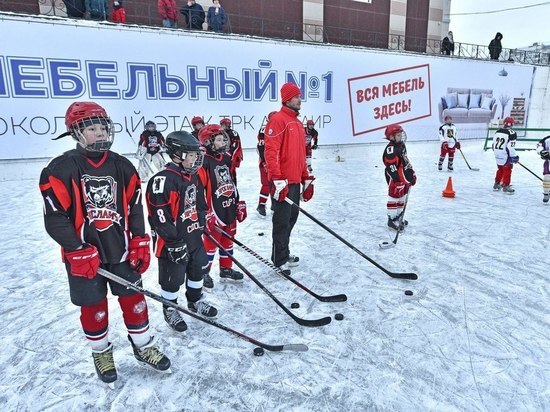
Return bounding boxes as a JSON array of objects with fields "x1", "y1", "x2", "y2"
[{"x1": 442, "y1": 176, "x2": 456, "y2": 198}]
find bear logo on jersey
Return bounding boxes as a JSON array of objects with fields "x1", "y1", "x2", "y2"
[
  {"x1": 214, "y1": 165, "x2": 236, "y2": 198},
  {"x1": 82, "y1": 174, "x2": 122, "y2": 231},
  {"x1": 182, "y1": 184, "x2": 199, "y2": 222}
]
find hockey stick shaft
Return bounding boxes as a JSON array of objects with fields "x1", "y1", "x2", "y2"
[
  {"x1": 284, "y1": 198, "x2": 417, "y2": 280},
  {"x1": 213, "y1": 226, "x2": 347, "y2": 302},
  {"x1": 517, "y1": 161, "x2": 543, "y2": 181},
  {"x1": 96, "y1": 268, "x2": 307, "y2": 352},
  {"x1": 204, "y1": 232, "x2": 332, "y2": 326},
  {"x1": 452, "y1": 137, "x2": 478, "y2": 171}
]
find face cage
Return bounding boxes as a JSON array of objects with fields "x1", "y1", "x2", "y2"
[
  {"x1": 71, "y1": 116, "x2": 115, "y2": 152},
  {"x1": 180, "y1": 150, "x2": 205, "y2": 174},
  {"x1": 392, "y1": 131, "x2": 407, "y2": 143}
]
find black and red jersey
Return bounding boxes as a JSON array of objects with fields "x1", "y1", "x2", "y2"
[
  {"x1": 257, "y1": 130, "x2": 266, "y2": 164},
  {"x1": 226, "y1": 128, "x2": 244, "y2": 168},
  {"x1": 382, "y1": 142, "x2": 415, "y2": 185},
  {"x1": 39, "y1": 146, "x2": 146, "y2": 263},
  {"x1": 304, "y1": 127, "x2": 318, "y2": 148},
  {"x1": 139, "y1": 131, "x2": 165, "y2": 155},
  {"x1": 146, "y1": 163, "x2": 206, "y2": 256},
  {"x1": 198, "y1": 151, "x2": 239, "y2": 226}
]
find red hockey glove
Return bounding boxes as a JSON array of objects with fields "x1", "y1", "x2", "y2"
[
  {"x1": 271, "y1": 179, "x2": 289, "y2": 202},
  {"x1": 65, "y1": 244, "x2": 100, "y2": 279},
  {"x1": 301, "y1": 176, "x2": 315, "y2": 202},
  {"x1": 454, "y1": 141, "x2": 461, "y2": 150},
  {"x1": 236, "y1": 200, "x2": 247, "y2": 222},
  {"x1": 128, "y1": 234, "x2": 151, "y2": 274},
  {"x1": 205, "y1": 211, "x2": 217, "y2": 234}
]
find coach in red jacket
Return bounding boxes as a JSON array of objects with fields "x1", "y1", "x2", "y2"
[{"x1": 264, "y1": 82, "x2": 315, "y2": 273}]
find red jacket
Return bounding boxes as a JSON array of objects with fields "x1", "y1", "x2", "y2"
[
  {"x1": 110, "y1": 7, "x2": 126, "y2": 23},
  {"x1": 264, "y1": 106, "x2": 308, "y2": 184},
  {"x1": 158, "y1": 0, "x2": 178, "y2": 21}
]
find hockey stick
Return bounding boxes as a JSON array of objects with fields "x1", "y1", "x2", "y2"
[
  {"x1": 204, "y1": 231, "x2": 332, "y2": 327},
  {"x1": 517, "y1": 161, "x2": 543, "y2": 181},
  {"x1": 379, "y1": 189, "x2": 411, "y2": 250},
  {"x1": 96, "y1": 268, "x2": 307, "y2": 352},
  {"x1": 453, "y1": 137, "x2": 479, "y2": 171},
  {"x1": 213, "y1": 226, "x2": 347, "y2": 302},
  {"x1": 284, "y1": 198, "x2": 417, "y2": 280}
]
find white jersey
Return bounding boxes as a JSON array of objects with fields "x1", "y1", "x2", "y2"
[
  {"x1": 536, "y1": 136, "x2": 550, "y2": 155},
  {"x1": 492, "y1": 128, "x2": 517, "y2": 166},
  {"x1": 439, "y1": 123, "x2": 458, "y2": 148}
]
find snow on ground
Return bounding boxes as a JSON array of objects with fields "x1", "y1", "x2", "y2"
[{"x1": 0, "y1": 139, "x2": 548, "y2": 411}]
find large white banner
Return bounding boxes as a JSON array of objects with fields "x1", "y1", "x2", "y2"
[{"x1": 0, "y1": 14, "x2": 536, "y2": 159}]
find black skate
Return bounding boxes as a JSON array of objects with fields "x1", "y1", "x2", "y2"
[
  {"x1": 543, "y1": 193, "x2": 549, "y2": 203},
  {"x1": 128, "y1": 335, "x2": 171, "y2": 372},
  {"x1": 438, "y1": 163, "x2": 443, "y2": 171},
  {"x1": 220, "y1": 267, "x2": 244, "y2": 282},
  {"x1": 275, "y1": 262, "x2": 291, "y2": 276},
  {"x1": 387, "y1": 216, "x2": 405, "y2": 231},
  {"x1": 287, "y1": 255, "x2": 300, "y2": 267},
  {"x1": 92, "y1": 343, "x2": 117, "y2": 385},
  {"x1": 188, "y1": 296, "x2": 218, "y2": 317},
  {"x1": 163, "y1": 306, "x2": 188, "y2": 332},
  {"x1": 447, "y1": 164, "x2": 454, "y2": 172},
  {"x1": 203, "y1": 273, "x2": 214, "y2": 291},
  {"x1": 256, "y1": 204, "x2": 266, "y2": 217},
  {"x1": 502, "y1": 185, "x2": 515, "y2": 194},
  {"x1": 493, "y1": 182, "x2": 502, "y2": 191}
]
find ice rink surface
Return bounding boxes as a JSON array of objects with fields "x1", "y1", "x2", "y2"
[{"x1": 0, "y1": 139, "x2": 548, "y2": 411}]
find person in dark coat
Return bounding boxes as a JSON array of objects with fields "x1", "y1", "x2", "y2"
[
  {"x1": 441, "y1": 31, "x2": 454, "y2": 55},
  {"x1": 207, "y1": 0, "x2": 227, "y2": 33},
  {"x1": 63, "y1": 0, "x2": 86, "y2": 18},
  {"x1": 180, "y1": 0, "x2": 205, "y2": 30},
  {"x1": 489, "y1": 32, "x2": 503, "y2": 60}
]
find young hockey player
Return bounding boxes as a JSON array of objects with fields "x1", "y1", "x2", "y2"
[
  {"x1": 146, "y1": 131, "x2": 218, "y2": 330},
  {"x1": 198, "y1": 124, "x2": 247, "y2": 289},
  {"x1": 492, "y1": 116, "x2": 519, "y2": 193},
  {"x1": 256, "y1": 111, "x2": 277, "y2": 217},
  {"x1": 382, "y1": 124, "x2": 416, "y2": 231},
  {"x1": 536, "y1": 135, "x2": 550, "y2": 203},
  {"x1": 304, "y1": 119, "x2": 319, "y2": 172},
  {"x1": 191, "y1": 116, "x2": 204, "y2": 140},
  {"x1": 39, "y1": 102, "x2": 170, "y2": 385},
  {"x1": 220, "y1": 118, "x2": 243, "y2": 184},
  {"x1": 437, "y1": 115, "x2": 460, "y2": 171},
  {"x1": 136, "y1": 120, "x2": 166, "y2": 181}
]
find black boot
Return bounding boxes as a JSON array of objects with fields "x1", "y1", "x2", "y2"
[
  {"x1": 92, "y1": 343, "x2": 117, "y2": 384},
  {"x1": 128, "y1": 335, "x2": 171, "y2": 372},
  {"x1": 163, "y1": 300, "x2": 188, "y2": 332}
]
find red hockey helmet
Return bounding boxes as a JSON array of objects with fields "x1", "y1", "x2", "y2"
[
  {"x1": 306, "y1": 120, "x2": 314, "y2": 126},
  {"x1": 384, "y1": 124, "x2": 405, "y2": 142},
  {"x1": 191, "y1": 116, "x2": 204, "y2": 126},
  {"x1": 220, "y1": 118, "x2": 231, "y2": 127},
  {"x1": 198, "y1": 124, "x2": 227, "y2": 152},
  {"x1": 503, "y1": 116, "x2": 515, "y2": 127},
  {"x1": 64, "y1": 101, "x2": 114, "y2": 151}
]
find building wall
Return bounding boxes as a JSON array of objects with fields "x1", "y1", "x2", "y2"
[{"x1": 404, "y1": 0, "x2": 429, "y2": 52}]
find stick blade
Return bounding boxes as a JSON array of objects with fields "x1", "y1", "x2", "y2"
[
  {"x1": 379, "y1": 241, "x2": 396, "y2": 249},
  {"x1": 282, "y1": 344, "x2": 309, "y2": 352},
  {"x1": 470, "y1": 168, "x2": 480, "y2": 171}
]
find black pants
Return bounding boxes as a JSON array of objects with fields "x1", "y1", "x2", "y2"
[{"x1": 271, "y1": 183, "x2": 300, "y2": 267}]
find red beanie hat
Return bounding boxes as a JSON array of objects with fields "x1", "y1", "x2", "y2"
[{"x1": 280, "y1": 82, "x2": 302, "y2": 103}]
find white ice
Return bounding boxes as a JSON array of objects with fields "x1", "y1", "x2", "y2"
[{"x1": 0, "y1": 139, "x2": 548, "y2": 411}]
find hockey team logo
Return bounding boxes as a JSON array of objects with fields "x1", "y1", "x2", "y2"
[
  {"x1": 214, "y1": 165, "x2": 235, "y2": 198},
  {"x1": 181, "y1": 185, "x2": 199, "y2": 222},
  {"x1": 82, "y1": 174, "x2": 122, "y2": 231}
]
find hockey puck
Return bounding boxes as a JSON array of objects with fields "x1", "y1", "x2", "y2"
[
  {"x1": 290, "y1": 302, "x2": 300, "y2": 309},
  {"x1": 258, "y1": 232, "x2": 264, "y2": 236},
  {"x1": 253, "y1": 347, "x2": 264, "y2": 356},
  {"x1": 404, "y1": 290, "x2": 413, "y2": 296},
  {"x1": 334, "y1": 313, "x2": 344, "y2": 321}
]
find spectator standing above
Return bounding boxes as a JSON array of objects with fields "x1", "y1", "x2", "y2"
[
  {"x1": 158, "y1": 0, "x2": 178, "y2": 28},
  {"x1": 489, "y1": 32, "x2": 503, "y2": 60},
  {"x1": 86, "y1": 0, "x2": 108, "y2": 20},
  {"x1": 207, "y1": 0, "x2": 227, "y2": 33},
  {"x1": 110, "y1": 1, "x2": 126, "y2": 23},
  {"x1": 441, "y1": 31, "x2": 454, "y2": 55},
  {"x1": 181, "y1": 0, "x2": 205, "y2": 30}
]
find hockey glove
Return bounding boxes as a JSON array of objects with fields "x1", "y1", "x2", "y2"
[
  {"x1": 166, "y1": 241, "x2": 188, "y2": 265},
  {"x1": 271, "y1": 179, "x2": 289, "y2": 202},
  {"x1": 205, "y1": 212, "x2": 217, "y2": 234},
  {"x1": 128, "y1": 234, "x2": 151, "y2": 274},
  {"x1": 301, "y1": 176, "x2": 315, "y2": 202},
  {"x1": 404, "y1": 164, "x2": 417, "y2": 186},
  {"x1": 540, "y1": 150, "x2": 550, "y2": 160},
  {"x1": 455, "y1": 141, "x2": 461, "y2": 150},
  {"x1": 236, "y1": 200, "x2": 247, "y2": 222},
  {"x1": 136, "y1": 146, "x2": 146, "y2": 160},
  {"x1": 510, "y1": 155, "x2": 520, "y2": 164},
  {"x1": 65, "y1": 244, "x2": 100, "y2": 279},
  {"x1": 312, "y1": 144, "x2": 318, "y2": 150}
]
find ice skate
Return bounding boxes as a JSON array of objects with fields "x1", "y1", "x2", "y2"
[
  {"x1": 92, "y1": 343, "x2": 117, "y2": 386},
  {"x1": 256, "y1": 204, "x2": 266, "y2": 217},
  {"x1": 543, "y1": 193, "x2": 549, "y2": 203},
  {"x1": 387, "y1": 216, "x2": 405, "y2": 231},
  {"x1": 220, "y1": 267, "x2": 244, "y2": 282},
  {"x1": 493, "y1": 181, "x2": 502, "y2": 191},
  {"x1": 275, "y1": 262, "x2": 291, "y2": 276},
  {"x1": 163, "y1": 306, "x2": 188, "y2": 332},
  {"x1": 202, "y1": 272, "x2": 214, "y2": 291},
  {"x1": 287, "y1": 255, "x2": 300, "y2": 267},
  {"x1": 187, "y1": 295, "x2": 218, "y2": 317},
  {"x1": 128, "y1": 335, "x2": 171, "y2": 373},
  {"x1": 502, "y1": 185, "x2": 515, "y2": 194}
]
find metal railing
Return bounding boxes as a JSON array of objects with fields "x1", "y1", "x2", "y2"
[{"x1": 1, "y1": 0, "x2": 549, "y2": 66}]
